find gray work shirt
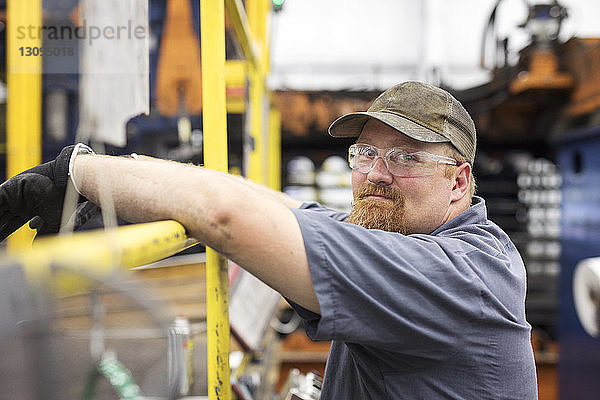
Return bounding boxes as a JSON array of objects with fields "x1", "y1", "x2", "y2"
[{"x1": 289, "y1": 196, "x2": 538, "y2": 399}]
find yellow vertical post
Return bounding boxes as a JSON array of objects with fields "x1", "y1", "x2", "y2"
[
  {"x1": 247, "y1": 65, "x2": 265, "y2": 183},
  {"x1": 260, "y1": 0, "x2": 271, "y2": 74},
  {"x1": 248, "y1": 0, "x2": 270, "y2": 72},
  {"x1": 200, "y1": 0, "x2": 231, "y2": 399},
  {"x1": 268, "y1": 107, "x2": 281, "y2": 190},
  {"x1": 246, "y1": 0, "x2": 268, "y2": 184},
  {"x1": 6, "y1": 0, "x2": 43, "y2": 249}
]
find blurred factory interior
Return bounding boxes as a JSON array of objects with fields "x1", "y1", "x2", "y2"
[{"x1": 1, "y1": 0, "x2": 600, "y2": 399}]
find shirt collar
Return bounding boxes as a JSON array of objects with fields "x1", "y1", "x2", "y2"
[{"x1": 430, "y1": 196, "x2": 488, "y2": 235}]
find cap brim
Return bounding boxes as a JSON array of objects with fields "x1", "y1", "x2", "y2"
[{"x1": 328, "y1": 111, "x2": 450, "y2": 144}]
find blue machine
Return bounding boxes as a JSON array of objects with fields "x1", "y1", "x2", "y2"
[{"x1": 558, "y1": 124, "x2": 600, "y2": 399}]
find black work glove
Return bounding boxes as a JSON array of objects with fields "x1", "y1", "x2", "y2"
[{"x1": 0, "y1": 145, "x2": 77, "y2": 241}]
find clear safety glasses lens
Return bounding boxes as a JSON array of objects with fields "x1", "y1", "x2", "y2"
[{"x1": 348, "y1": 145, "x2": 457, "y2": 177}]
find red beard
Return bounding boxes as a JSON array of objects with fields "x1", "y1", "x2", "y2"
[{"x1": 347, "y1": 183, "x2": 408, "y2": 234}]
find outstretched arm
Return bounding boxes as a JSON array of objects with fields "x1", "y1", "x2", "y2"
[
  {"x1": 133, "y1": 154, "x2": 303, "y2": 209},
  {"x1": 72, "y1": 154, "x2": 320, "y2": 313}
]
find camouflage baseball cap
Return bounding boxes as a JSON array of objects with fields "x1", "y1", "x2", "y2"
[{"x1": 328, "y1": 81, "x2": 476, "y2": 164}]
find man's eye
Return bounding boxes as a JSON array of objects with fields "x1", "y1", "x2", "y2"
[
  {"x1": 389, "y1": 152, "x2": 413, "y2": 163},
  {"x1": 359, "y1": 147, "x2": 377, "y2": 157}
]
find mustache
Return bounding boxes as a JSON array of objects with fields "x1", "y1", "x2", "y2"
[
  {"x1": 355, "y1": 183, "x2": 402, "y2": 202},
  {"x1": 348, "y1": 183, "x2": 407, "y2": 233}
]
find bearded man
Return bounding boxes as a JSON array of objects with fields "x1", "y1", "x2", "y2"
[{"x1": 0, "y1": 81, "x2": 538, "y2": 399}]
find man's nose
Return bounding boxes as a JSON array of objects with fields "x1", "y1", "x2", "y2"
[{"x1": 367, "y1": 157, "x2": 393, "y2": 185}]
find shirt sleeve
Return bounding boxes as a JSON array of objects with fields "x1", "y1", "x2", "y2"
[
  {"x1": 289, "y1": 205, "x2": 496, "y2": 356},
  {"x1": 298, "y1": 201, "x2": 349, "y2": 221}
]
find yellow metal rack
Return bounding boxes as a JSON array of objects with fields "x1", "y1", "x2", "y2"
[
  {"x1": 203, "y1": 1, "x2": 280, "y2": 397},
  {"x1": 201, "y1": 0, "x2": 232, "y2": 398},
  {"x1": 3, "y1": 1, "x2": 280, "y2": 399},
  {"x1": 6, "y1": 0, "x2": 42, "y2": 249}
]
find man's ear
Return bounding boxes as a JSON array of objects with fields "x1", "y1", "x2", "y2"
[{"x1": 450, "y1": 163, "x2": 471, "y2": 202}]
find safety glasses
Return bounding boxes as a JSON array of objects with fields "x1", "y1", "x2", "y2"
[{"x1": 348, "y1": 143, "x2": 459, "y2": 177}]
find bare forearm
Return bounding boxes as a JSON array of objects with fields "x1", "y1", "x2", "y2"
[
  {"x1": 71, "y1": 154, "x2": 320, "y2": 313},
  {"x1": 134, "y1": 154, "x2": 301, "y2": 208},
  {"x1": 73, "y1": 154, "x2": 241, "y2": 249}
]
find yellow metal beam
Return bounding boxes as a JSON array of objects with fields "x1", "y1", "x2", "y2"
[
  {"x1": 268, "y1": 108, "x2": 281, "y2": 190},
  {"x1": 225, "y1": 60, "x2": 247, "y2": 114},
  {"x1": 247, "y1": 0, "x2": 270, "y2": 74},
  {"x1": 237, "y1": 0, "x2": 271, "y2": 185},
  {"x1": 6, "y1": 0, "x2": 43, "y2": 250},
  {"x1": 200, "y1": 0, "x2": 231, "y2": 398},
  {"x1": 262, "y1": 1, "x2": 272, "y2": 74},
  {"x1": 1, "y1": 221, "x2": 193, "y2": 293},
  {"x1": 247, "y1": 65, "x2": 266, "y2": 184},
  {"x1": 224, "y1": 0, "x2": 265, "y2": 78}
]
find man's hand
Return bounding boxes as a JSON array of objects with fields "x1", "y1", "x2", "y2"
[{"x1": 0, "y1": 145, "x2": 76, "y2": 241}]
